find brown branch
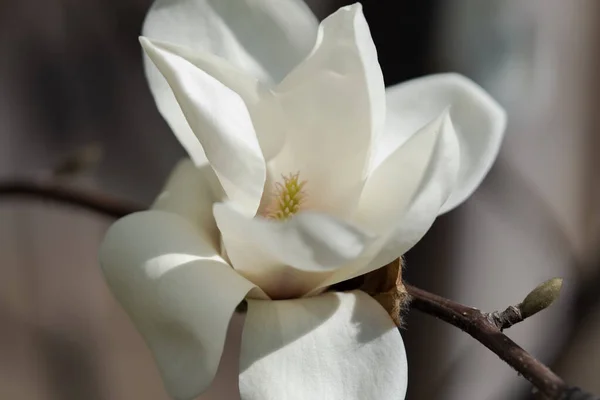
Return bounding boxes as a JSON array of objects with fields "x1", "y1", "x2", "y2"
[
  {"x1": 0, "y1": 179, "x2": 143, "y2": 218},
  {"x1": 406, "y1": 284, "x2": 598, "y2": 400},
  {"x1": 485, "y1": 304, "x2": 524, "y2": 330},
  {"x1": 0, "y1": 178, "x2": 598, "y2": 400},
  {"x1": 483, "y1": 277, "x2": 564, "y2": 332}
]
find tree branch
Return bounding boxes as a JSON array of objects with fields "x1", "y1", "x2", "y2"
[
  {"x1": 0, "y1": 178, "x2": 598, "y2": 400},
  {"x1": 407, "y1": 284, "x2": 559, "y2": 398},
  {"x1": 0, "y1": 179, "x2": 142, "y2": 218}
]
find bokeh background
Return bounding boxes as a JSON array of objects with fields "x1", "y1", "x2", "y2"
[{"x1": 1, "y1": 0, "x2": 599, "y2": 399}]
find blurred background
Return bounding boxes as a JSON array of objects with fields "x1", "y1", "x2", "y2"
[{"x1": 1, "y1": 0, "x2": 599, "y2": 399}]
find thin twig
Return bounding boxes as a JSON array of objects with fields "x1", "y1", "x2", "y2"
[
  {"x1": 0, "y1": 178, "x2": 598, "y2": 400},
  {"x1": 485, "y1": 304, "x2": 523, "y2": 330},
  {"x1": 406, "y1": 284, "x2": 598, "y2": 400},
  {"x1": 484, "y1": 277, "x2": 564, "y2": 332},
  {"x1": 0, "y1": 179, "x2": 142, "y2": 218}
]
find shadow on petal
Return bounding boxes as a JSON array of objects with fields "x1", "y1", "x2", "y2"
[
  {"x1": 238, "y1": 293, "x2": 341, "y2": 373},
  {"x1": 349, "y1": 290, "x2": 400, "y2": 344},
  {"x1": 238, "y1": 292, "x2": 406, "y2": 400},
  {"x1": 198, "y1": 313, "x2": 246, "y2": 400}
]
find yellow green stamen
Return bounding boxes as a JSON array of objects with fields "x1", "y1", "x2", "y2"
[{"x1": 267, "y1": 173, "x2": 307, "y2": 220}]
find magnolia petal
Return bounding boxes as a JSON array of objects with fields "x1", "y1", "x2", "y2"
[
  {"x1": 140, "y1": 38, "x2": 285, "y2": 160},
  {"x1": 379, "y1": 73, "x2": 506, "y2": 213},
  {"x1": 152, "y1": 159, "x2": 224, "y2": 250},
  {"x1": 366, "y1": 113, "x2": 461, "y2": 271},
  {"x1": 355, "y1": 111, "x2": 452, "y2": 235},
  {"x1": 239, "y1": 291, "x2": 408, "y2": 400},
  {"x1": 141, "y1": 38, "x2": 266, "y2": 216},
  {"x1": 142, "y1": 0, "x2": 318, "y2": 165},
  {"x1": 270, "y1": 3, "x2": 385, "y2": 216},
  {"x1": 100, "y1": 211, "x2": 264, "y2": 400},
  {"x1": 143, "y1": 0, "x2": 318, "y2": 84},
  {"x1": 309, "y1": 112, "x2": 459, "y2": 292},
  {"x1": 214, "y1": 202, "x2": 374, "y2": 299}
]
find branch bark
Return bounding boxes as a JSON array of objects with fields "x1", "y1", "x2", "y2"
[
  {"x1": 0, "y1": 178, "x2": 598, "y2": 400},
  {"x1": 0, "y1": 180, "x2": 142, "y2": 218},
  {"x1": 406, "y1": 284, "x2": 598, "y2": 400}
]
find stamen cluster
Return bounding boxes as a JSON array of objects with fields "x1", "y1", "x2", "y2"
[{"x1": 267, "y1": 173, "x2": 306, "y2": 220}]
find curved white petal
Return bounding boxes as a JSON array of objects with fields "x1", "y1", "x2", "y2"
[
  {"x1": 142, "y1": 0, "x2": 318, "y2": 165},
  {"x1": 99, "y1": 211, "x2": 264, "y2": 400},
  {"x1": 366, "y1": 113, "x2": 461, "y2": 271},
  {"x1": 152, "y1": 159, "x2": 224, "y2": 249},
  {"x1": 140, "y1": 38, "x2": 286, "y2": 161},
  {"x1": 141, "y1": 38, "x2": 266, "y2": 216},
  {"x1": 380, "y1": 73, "x2": 506, "y2": 213},
  {"x1": 309, "y1": 112, "x2": 459, "y2": 292},
  {"x1": 355, "y1": 111, "x2": 451, "y2": 235},
  {"x1": 269, "y1": 3, "x2": 386, "y2": 216},
  {"x1": 239, "y1": 291, "x2": 408, "y2": 400},
  {"x1": 214, "y1": 202, "x2": 374, "y2": 299},
  {"x1": 143, "y1": 0, "x2": 318, "y2": 84}
]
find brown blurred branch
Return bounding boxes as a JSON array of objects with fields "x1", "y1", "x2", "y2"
[
  {"x1": 0, "y1": 178, "x2": 598, "y2": 400},
  {"x1": 0, "y1": 179, "x2": 142, "y2": 218}
]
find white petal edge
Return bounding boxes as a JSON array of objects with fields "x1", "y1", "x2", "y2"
[
  {"x1": 365, "y1": 113, "x2": 461, "y2": 272},
  {"x1": 141, "y1": 37, "x2": 266, "y2": 216},
  {"x1": 140, "y1": 38, "x2": 286, "y2": 161},
  {"x1": 354, "y1": 111, "x2": 452, "y2": 235},
  {"x1": 143, "y1": 0, "x2": 318, "y2": 84},
  {"x1": 268, "y1": 3, "x2": 385, "y2": 217},
  {"x1": 239, "y1": 291, "x2": 408, "y2": 400},
  {"x1": 152, "y1": 158, "x2": 224, "y2": 250},
  {"x1": 309, "y1": 112, "x2": 459, "y2": 292},
  {"x1": 214, "y1": 202, "x2": 374, "y2": 299},
  {"x1": 379, "y1": 73, "x2": 506, "y2": 213},
  {"x1": 99, "y1": 211, "x2": 265, "y2": 400},
  {"x1": 142, "y1": 0, "x2": 318, "y2": 165}
]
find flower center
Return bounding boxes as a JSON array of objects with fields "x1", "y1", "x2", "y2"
[{"x1": 265, "y1": 172, "x2": 307, "y2": 220}]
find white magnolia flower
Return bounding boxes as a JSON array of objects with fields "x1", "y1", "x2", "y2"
[{"x1": 100, "y1": 1, "x2": 506, "y2": 399}]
